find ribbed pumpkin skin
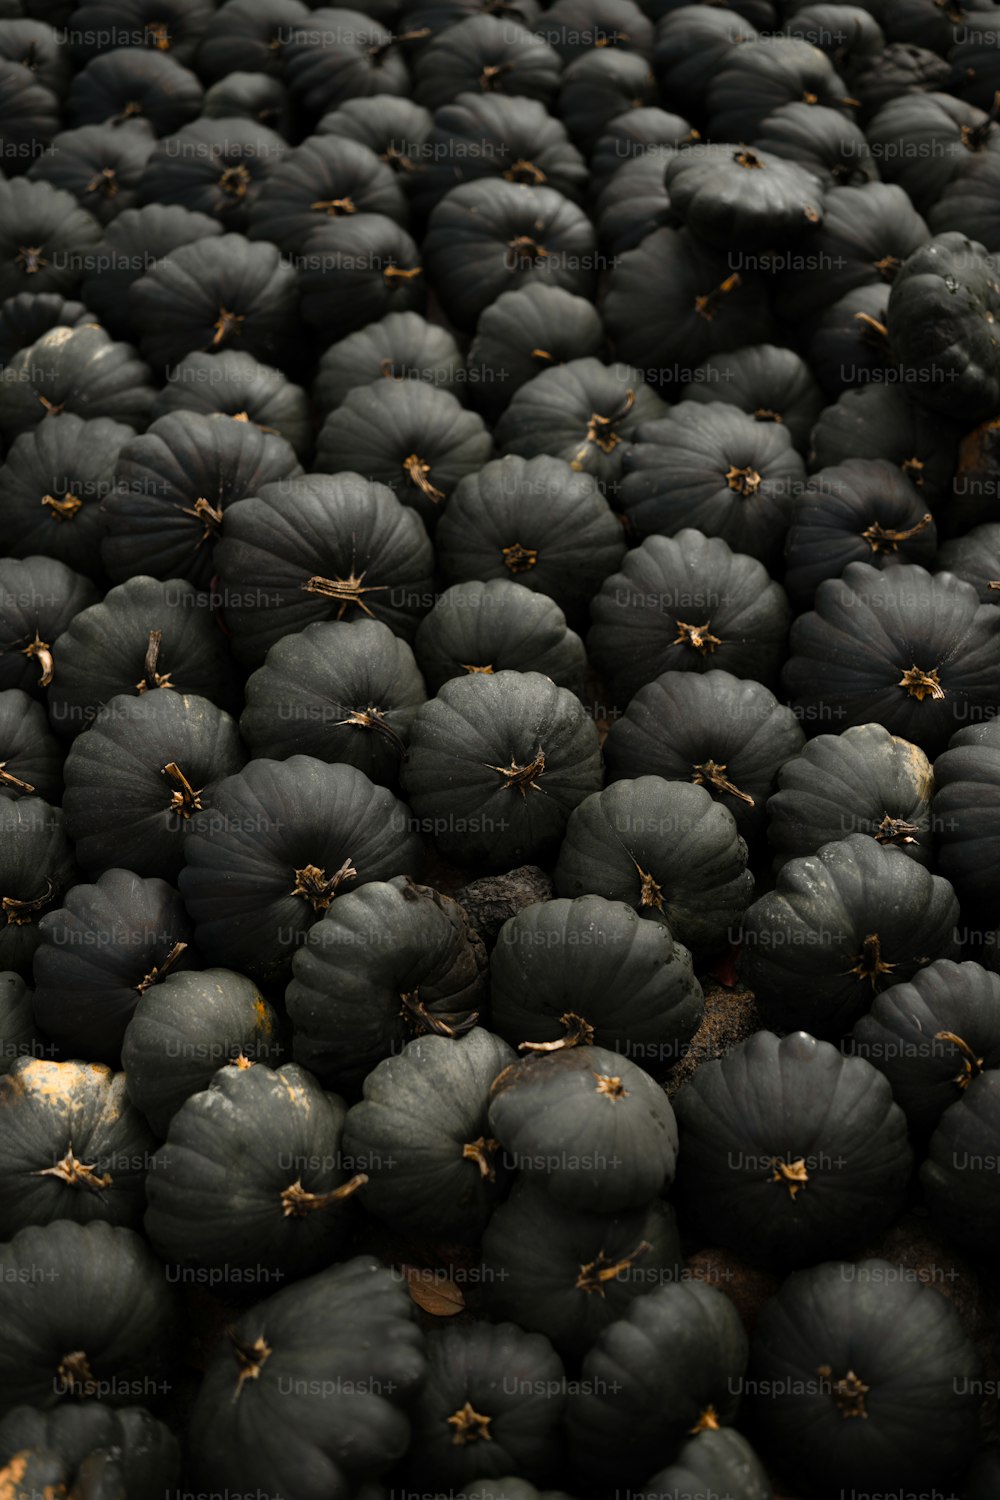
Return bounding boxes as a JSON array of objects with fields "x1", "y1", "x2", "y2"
[
  {"x1": 923, "y1": 1070, "x2": 1000, "y2": 1253},
  {"x1": 0, "y1": 1403, "x2": 180, "y2": 1500},
  {"x1": 645, "y1": 1430, "x2": 773, "y2": 1500},
  {"x1": 932, "y1": 717, "x2": 1000, "y2": 918},
  {"x1": 0, "y1": 557, "x2": 100, "y2": 701},
  {"x1": 0, "y1": 972, "x2": 39, "y2": 1079},
  {"x1": 0, "y1": 689, "x2": 63, "y2": 805},
  {"x1": 414, "y1": 581, "x2": 587, "y2": 696},
  {"x1": 0, "y1": 798, "x2": 77, "y2": 978}
]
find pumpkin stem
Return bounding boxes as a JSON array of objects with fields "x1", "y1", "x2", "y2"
[
  {"x1": 0, "y1": 763, "x2": 34, "y2": 794},
  {"x1": 33, "y1": 1146, "x2": 112, "y2": 1193},
  {"x1": 56, "y1": 1350, "x2": 100, "y2": 1398},
  {"x1": 503, "y1": 159, "x2": 546, "y2": 185},
  {"x1": 280, "y1": 1173, "x2": 368, "y2": 1217},
  {"x1": 725, "y1": 464, "x2": 762, "y2": 496},
  {"x1": 753, "y1": 407, "x2": 782, "y2": 423},
  {"x1": 694, "y1": 272, "x2": 741, "y2": 322},
  {"x1": 506, "y1": 235, "x2": 549, "y2": 267},
  {"x1": 874, "y1": 813, "x2": 920, "y2": 847},
  {"x1": 734, "y1": 149, "x2": 764, "y2": 169},
  {"x1": 383, "y1": 264, "x2": 423, "y2": 287},
  {"x1": 334, "y1": 706, "x2": 406, "y2": 755},
  {"x1": 898, "y1": 664, "x2": 945, "y2": 702},
  {"x1": 690, "y1": 1405, "x2": 722, "y2": 1433},
  {"x1": 462, "y1": 1136, "x2": 500, "y2": 1181},
  {"x1": 900, "y1": 456, "x2": 925, "y2": 486},
  {"x1": 230, "y1": 1334, "x2": 272, "y2": 1403},
  {"x1": 672, "y1": 619, "x2": 722, "y2": 655},
  {"x1": 461, "y1": 662, "x2": 495, "y2": 675},
  {"x1": 161, "y1": 762, "x2": 204, "y2": 819},
  {"x1": 861, "y1": 513, "x2": 933, "y2": 554},
  {"x1": 210, "y1": 307, "x2": 245, "y2": 348},
  {"x1": 136, "y1": 940, "x2": 188, "y2": 995},
  {"x1": 848, "y1": 931, "x2": 897, "y2": 989},
  {"x1": 576, "y1": 1239, "x2": 652, "y2": 1296},
  {"x1": 853, "y1": 310, "x2": 889, "y2": 345},
  {"x1": 571, "y1": 389, "x2": 636, "y2": 469},
  {"x1": 41, "y1": 492, "x2": 83, "y2": 521},
  {"x1": 961, "y1": 91, "x2": 1000, "y2": 150},
  {"x1": 145, "y1": 20, "x2": 171, "y2": 47},
  {"x1": 989, "y1": 580, "x2": 1000, "y2": 591},
  {"x1": 633, "y1": 862, "x2": 665, "y2": 911},
  {"x1": 447, "y1": 1401, "x2": 493, "y2": 1445},
  {"x1": 180, "y1": 496, "x2": 225, "y2": 544},
  {"x1": 770, "y1": 1156, "x2": 809, "y2": 1199},
  {"x1": 218, "y1": 164, "x2": 252, "y2": 199},
  {"x1": 22, "y1": 632, "x2": 54, "y2": 688},
  {"x1": 37, "y1": 394, "x2": 64, "y2": 416},
  {"x1": 479, "y1": 61, "x2": 513, "y2": 88},
  {"x1": 302, "y1": 571, "x2": 389, "y2": 620},
  {"x1": 691, "y1": 759, "x2": 755, "y2": 807},
  {"x1": 485, "y1": 747, "x2": 546, "y2": 798},
  {"x1": 309, "y1": 195, "x2": 357, "y2": 216},
  {"x1": 402, "y1": 453, "x2": 446, "y2": 504},
  {"x1": 501, "y1": 541, "x2": 538, "y2": 574},
  {"x1": 934, "y1": 1030, "x2": 985, "y2": 1090},
  {"x1": 135, "y1": 629, "x2": 174, "y2": 693},
  {"x1": 112, "y1": 99, "x2": 144, "y2": 124},
  {"x1": 84, "y1": 167, "x2": 120, "y2": 199},
  {"x1": 817, "y1": 1366, "x2": 869, "y2": 1419},
  {"x1": 530, "y1": 348, "x2": 554, "y2": 363},
  {"x1": 593, "y1": 1071, "x2": 628, "y2": 1099},
  {"x1": 15, "y1": 245, "x2": 48, "y2": 274},
  {"x1": 290, "y1": 859, "x2": 358, "y2": 910},
  {"x1": 519, "y1": 1012, "x2": 596, "y2": 1053},
  {"x1": 400, "y1": 989, "x2": 481, "y2": 1038},
  {"x1": 2, "y1": 878, "x2": 55, "y2": 928},
  {"x1": 873, "y1": 254, "x2": 901, "y2": 281}
]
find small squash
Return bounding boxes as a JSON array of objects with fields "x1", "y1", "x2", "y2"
[
  {"x1": 0, "y1": 689, "x2": 63, "y2": 805},
  {"x1": 931, "y1": 716, "x2": 1000, "y2": 919},
  {"x1": 807, "y1": 384, "x2": 961, "y2": 509},
  {"x1": 66, "y1": 47, "x2": 204, "y2": 134},
  {"x1": 411, "y1": 17, "x2": 562, "y2": 112},
  {"x1": 296, "y1": 214, "x2": 425, "y2": 341},
  {"x1": 922, "y1": 1069, "x2": 1000, "y2": 1254},
  {"x1": 414, "y1": 581, "x2": 586, "y2": 695},
  {"x1": 466, "y1": 284, "x2": 605, "y2": 423},
  {"x1": 0, "y1": 1403, "x2": 179, "y2": 1500},
  {"x1": 247, "y1": 135, "x2": 408, "y2": 255},
  {"x1": 149, "y1": 348, "x2": 312, "y2": 462},
  {"x1": 78, "y1": 203, "x2": 223, "y2": 342},
  {"x1": 312, "y1": 311, "x2": 463, "y2": 420},
  {"x1": 0, "y1": 325, "x2": 156, "y2": 444},
  {"x1": 0, "y1": 798, "x2": 76, "y2": 977},
  {"x1": 0, "y1": 556, "x2": 99, "y2": 701},
  {"x1": 28, "y1": 121, "x2": 157, "y2": 227},
  {"x1": 678, "y1": 343, "x2": 825, "y2": 455},
  {"x1": 0, "y1": 973, "x2": 41, "y2": 1077},
  {"x1": 643, "y1": 1429, "x2": 772, "y2": 1500}
]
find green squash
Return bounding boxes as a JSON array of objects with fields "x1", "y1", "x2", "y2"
[
  {"x1": 312, "y1": 311, "x2": 463, "y2": 421},
  {"x1": 0, "y1": 325, "x2": 156, "y2": 445},
  {"x1": 0, "y1": 689, "x2": 63, "y2": 806},
  {"x1": 642, "y1": 1429, "x2": 772, "y2": 1500},
  {"x1": 922, "y1": 1069, "x2": 1000, "y2": 1253},
  {"x1": 414, "y1": 580, "x2": 587, "y2": 696},
  {"x1": 341, "y1": 1027, "x2": 515, "y2": 1241},
  {"x1": 665, "y1": 141, "x2": 825, "y2": 248},
  {"x1": 0, "y1": 556, "x2": 99, "y2": 702},
  {"x1": 286, "y1": 877, "x2": 488, "y2": 1096},
  {"x1": 482, "y1": 1180, "x2": 684, "y2": 1358},
  {"x1": 932, "y1": 717, "x2": 1000, "y2": 919},
  {"x1": 679, "y1": 343, "x2": 825, "y2": 455},
  {"x1": 466, "y1": 284, "x2": 605, "y2": 423},
  {"x1": 149, "y1": 349, "x2": 313, "y2": 462},
  {"x1": 0, "y1": 973, "x2": 40, "y2": 1078},
  {"x1": 0, "y1": 1403, "x2": 179, "y2": 1500},
  {"x1": 0, "y1": 798, "x2": 77, "y2": 977},
  {"x1": 807, "y1": 384, "x2": 960, "y2": 509}
]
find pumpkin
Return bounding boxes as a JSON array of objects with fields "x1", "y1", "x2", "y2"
[
  {"x1": 103, "y1": 409, "x2": 301, "y2": 589},
  {"x1": 149, "y1": 349, "x2": 313, "y2": 462},
  {"x1": 753, "y1": 100, "x2": 876, "y2": 187},
  {"x1": 0, "y1": 556, "x2": 99, "y2": 700},
  {"x1": 400, "y1": 0, "x2": 541, "y2": 39},
  {"x1": 312, "y1": 311, "x2": 463, "y2": 420},
  {"x1": 781, "y1": 181, "x2": 929, "y2": 322},
  {"x1": 652, "y1": 9, "x2": 758, "y2": 120},
  {"x1": 784, "y1": 458, "x2": 937, "y2": 610},
  {"x1": 588, "y1": 106, "x2": 698, "y2": 192},
  {"x1": 0, "y1": 57, "x2": 58, "y2": 175},
  {"x1": 400, "y1": 670, "x2": 603, "y2": 869},
  {"x1": 0, "y1": 19, "x2": 71, "y2": 97},
  {"x1": 557, "y1": 50, "x2": 658, "y2": 153},
  {"x1": 767, "y1": 723, "x2": 935, "y2": 870},
  {"x1": 0, "y1": 325, "x2": 157, "y2": 444},
  {"x1": 882, "y1": 0, "x2": 975, "y2": 52},
  {"x1": 595, "y1": 149, "x2": 677, "y2": 256},
  {"x1": 783, "y1": 563, "x2": 1000, "y2": 756},
  {"x1": 145, "y1": 1061, "x2": 363, "y2": 1280},
  {"x1": 0, "y1": 292, "x2": 93, "y2": 367},
  {"x1": 783, "y1": 3, "x2": 885, "y2": 80},
  {"x1": 0, "y1": 1220, "x2": 177, "y2": 1414},
  {"x1": 411, "y1": 92, "x2": 588, "y2": 217},
  {"x1": 436, "y1": 454, "x2": 627, "y2": 620},
  {"x1": 741, "y1": 833, "x2": 961, "y2": 1037},
  {"x1": 494, "y1": 357, "x2": 666, "y2": 490},
  {"x1": 678, "y1": 344, "x2": 825, "y2": 456},
  {"x1": 887, "y1": 232, "x2": 1000, "y2": 423},
  {"x1": 195, "y1": 0, "x2": 310, "y2": 83},
  {"x1": 0, "y1": 798, "x2": 76, "y2": 977},
  {"x1": 619, "y1": 400, "x2": 805, "y2": 572},
  {"x1": 316, "y1": 380, "x2": 492, "y2": 527},
  {"x1": 282, "y1": 10, "x2": 411, "y2": 119},
  {"x1": 45, "y1": 575, "x2": 239, "y2": 738},
  {"x1": 488, "y1": 1044, "x2": 679, "y2": 1211},
  {"x1": 0, "y1": 1404, "x2": 179, "y2": 1500},
  {"x1": 932, "y1": 716, "x2": 1000, "y2": 919},
  {"x1": 852, "y1": 38, "x2": 950, "y2": 119},
  {"x1": 135, "y1": 118, "x2": 287, "y2": 231},
  {"x1": 340, "y1": 1026, "x2": 515, "y2": 1238},
  {"x1": 747, "y1": 1258, "x2": 982, "y2": 1495},
  {"x1": 602, "y1": 227, "x2": 775, "y2": 380},
  {"x1": 66, "y1": 47, "x2": 204, "y2": 134},
  {"x1": 929, "y1": 150, "x2": 1000, "y2": 253},
  {"x1": 241, "y1": 618, "x2": 425, "y2": 783},
  {"x1": 202, "y1": 71, "x2": 297, "y2": 137},
  {"x1": 247, "y1": 135, "x2": 409, "y2": 255},
  {"x1": 422, "y1": 180, "x2": 598, "y2": 331},
  {"x1": 411, "y1": 17, "x2": 562, "y2": 112},
  {"x1": 78, "y1": 203, "x2": 223, "y2": 342},
  {"x1": 285, "y1": 876, "x2": 487, "y2": 1095},
  {"x1": 0, "y1": 690, "x2": 62, "y2": 805},
  {"x1": 0, "y1": 972, "x2": 40, "y2": 1081},
  {"x1": 32, "y1": 867, "x2": 197, "y2": 1065},
  {"x1": 0, "y1": 413, "x2": 134, "y2": 580},
  {"x1": 947, "y1": 11, "x2": 1000, "y2": 110},
  {"x1": 296, "y1": 214, "x2": 426, "y2": 340},
  {"x1": 185, "y1": 1256, "x2": 426, "y2": 1500},
  {"x1": 604, "y1": 669, "x2": 805, "y2": 847},
  {"x1": 663, "y1": 141, "x2": 825, "y2": 249},
  {"x1": 482, "y1": 1180, "x2": 683, "y2": 1358},
  {"x1": 214, "y1": 473, "x2": 435, "y2": 667},
  {"x1": 807, "y1": 282, "x2": 892, "y2": 397},
  {"x1": 0, "y1": 1058, "x2": 156, "y2": 1235},
  {"x1": 587, "y1": 530, "x2": 792, "y2": 704},
  {"x1": 867, "y1": 90, "x2": 999, "y2": 214},
  {"x1": 706, "y1": 35, "x2": 855, "y2": 141},
  {"x1": 643, "y1": 1429, "x2": 772, "y2": 1500},
  {"x1": 128, "y1": 232, "x2": 302, "y2": 376},
  {"x1": 178, "y1": 756, "x2": 424, "y2": 980},
  {"x1": 537, "y1": 0, "x2": 652, "y2": 58},
  {"x1": 67, "y1": 0, "x2": 214, "y2": 66},
  {"x1": 403, "y1": 1320, "x2": 566, "y2": 1488},
  {"x1": 923, "y1": 1069, "x2": 1000, "y2": 1253},
  {"x1": 27, "y1": 122, "x2": 157, "y2": 227},
  {"x1": 851, "y1": 959, "x2": 1000, "y2": 1137},
  {"x1": 674, "y1": 1028, "x2": 912, "y2": 1270},
  {"x1": 566, "y1": 1281, "x2": 749, "y2": 1488},
  {"x1": 807, "y1": 385, "x2": 961, "y2": 508},
  {"x1": 937, "y1": 523, "x2": 1000, "y2": 602},
  {"x1": 121, "y1": 967, "x2": 282, "y2": 1137},
  {"x1": 554, "y1": 776, "x2": 754, "y2": 954},
  {"x1": 315, "y1": 95, "x2": 434, "y2": 180},
  {"x1": 413, "y1": 580, "x2": 587, "y2": 695}
]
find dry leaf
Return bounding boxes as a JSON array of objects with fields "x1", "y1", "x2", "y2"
[{"x1": 400, "y1": 1265, "x2": 466, "y2": 1316}]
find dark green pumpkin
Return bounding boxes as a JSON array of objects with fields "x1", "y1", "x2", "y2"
[
  {"x1": 315, "y1": 94, "x2": 434, "y2": 180},
  {"x1": 0, "y1": 179, "x2": 100, "y2": 303},
  {"x1": 341, "y1": 1026, "x2": 514, "y2": 1239},
  {"x1": 0, "y1": 689, "x2": 63, "y2": 804},
  {"x1": 932, "y1": 717, "x2": 1000, "y2": 918},
  {"x1": 246, "y1": 135, "x2": 407, "y2": 255},
  {"x1": 741, "y1": 833, "x2": 961, "y2": 1038},
  {"x1": 241, "y1": 618, "x2": 426, "y2": 785},
  {"x1": 121, "y1": 966, "x2": 282, "y2": 1137},
  {"x1": 747, "y1": 1258, "x2": 982, "y2": 1496},
  {"x1": 0, "y1": 1058, "x2": 155, "y2": 1234},
  {"x1": 77, "y1": 203, "x2": 223, "y2": 343},
  {"x1": 411, "y1": 18, "x2": 562, "y2": 113},
  {"x1": 603, "y1": 669, "x2": 805, "y2": 847},
  {"x1": 488, "y1": 1045, "x2": 679, "y2": 1212},
  {"x1": 866, "y1": 90, "x2": 997, "y2": 215},
  {"x1": 589, "y1": 105, "x2": 696, "y2": 189},
  {"x1": 202, "y1": 71, "x2": 297, "y2": 136},
  {"x1": 0, "y1": 325, "x2": 156, "y2": 445},
  {"x1": 312, "y1": 311, "x2": 463, "y2": 421},
  {"x1": 852, "y1": 39, "x2": 950, "y2": 120},
  {"x1": 178, "y1": 756, "x2": 424, "y2": 980},
  {"x1": 66, "y1": 47, "x2": 204, "y2": 135},
  {"x1": 929, "y1": 151, "x2": 1000, "y2": 255},
  {"x1": 679, "y1": 343, "x2": 825, "y2": 455},
  {"x1": 196, "y1": 0, "x2": 311, "y2": 83},
  {"x1": 643, "y1": 1429, "x2": 772, "y2": 1500},
  {"x1": 489, "y1": 894, "x2": 703, "y2": 1074},
  {"x1": 145, "y1": 1062, "x2": 362, "y2": 1282},
  {"x1": 414, "y1": 580, "x2": 587, "y2": 696},
  {"x1": 0, "y1": 19, "x2": 71, "y2": 98},
  {"x1": 0, "y1": 557, "x2": 99, "y2": 701},
  {"x1": 148, "y1": 350, "x2": 312, "y2": 462},
  {"x1": 0, "y1": 1220, "x2": 177, "y2": 1414},
  {"x1": 68, "y1": 0, "x2": 214, "y2": 67},
  {"x1": 0, "y1": 973, "x2": 41, "y2": 1077},
  {"x1": 286, "y1": 876, "x2": 488, "y2": 1095},
  {"x1": 807, "y1": 384, "x2": 961, "y2": 509},
  {"x1": 282, "y1": 10, "x2": 410, "y2": 117},
  {"x1": 0, "y1": 1403, "x2": 179, "y2": 1500},
  {"x1": 296, "y1": 215, "x2": 425, "y2": 342},
  {"x1": 652, "y1": 9, "x2": 758, "y2": 119},
  {"x1": 706, "y1": 34, "x2": 854, "y2": 140},
  {"x1": 537, "y1": 0, "x2": 653, "y2": 60},
  {"x1": 753, "y1": 100, "x2": 876, "y2": 187},
  {"x1": 937, "y1": 524, "x2": 1000, "y2": 596},
  {"x1": 674, "y1": 1029, "x2": 912, "y2": 1270},
  {"x1": 807, "y1": 282, "x2": 892, "y2": 398},
  {"x1": 596, "y1": 150, "x2": 676, "y2": 257},
  {"x1": 664, "y1": 141, "x2": 825, "y2": 248},
  {"x1": 0, "y1": 798, "x2": 76, "y2": 977},
  {"x1": 557, "y1": 49, "x2": 658, "y2": 153},
  {"x1": 0, "y1": 292, "x2": 93, "y2": 367},
  {"x1": 186, "y1": 1256, "x2": 426, "y2": 1500},
  {"x1": 27, "y1": 122, "x2": 156, "y2": 228},
  {"x1": 922, "y1": 1069, "x2": 1000, "y2": 1253},
  {"x1": 468, "y1": 283, "x2": 606, "y2": 422},
  {"x1": 135, "y1": 118, "x2": 287, "y2": 231},
  {"x1": 851, "y1": 959, "x2": 1000, "y2": 1138},
  {"x1": 766, "y1": 722, "x2": 935, "y2": 869},
  {"x1": 481, "y1": 1180, "x2": 683, "y2": 1358},
  {"x1": 400, "y1": 670, "x2": 603, "y2": 869},
  {"x1": 32, "y1": 868, "x2": 197, "y2": 1066}
]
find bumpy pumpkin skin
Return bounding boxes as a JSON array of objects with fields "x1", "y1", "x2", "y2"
[
  {"x1": 922, "y1": 1070, "x2": 1000, "y2": 1253},
  {"x1": 187, "y1": 1256, "x2": 426, "y2": 1500},
  {"x1": 0, "y1": 1058, "x2": 156, "y2": 1236},
  {"x1": 674, "y1": 1030, "x2": 913, "y2": 1270},
  {"x1": 644, "y1": 1428, "x2": 772, "y2": 1500},
  {"x1": 748, "y1": 1258, "x2": 982, "y2": 1495},
  {"x1": 0, "y1": 1403, "x2": 180, "y2": 1500},
  {"x1": 932, "y1": 717, "x2": 1000, "y2": 918},
  {"x1": 741, "y1": 833, "x2": 960, "y2": 1038},
  {"x1": 482, "y1": 1180, "x2": 683, "y2": 1358},
  {"x1": 852, "y1": 960, "x2": 1000, "y2": 1137}
]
